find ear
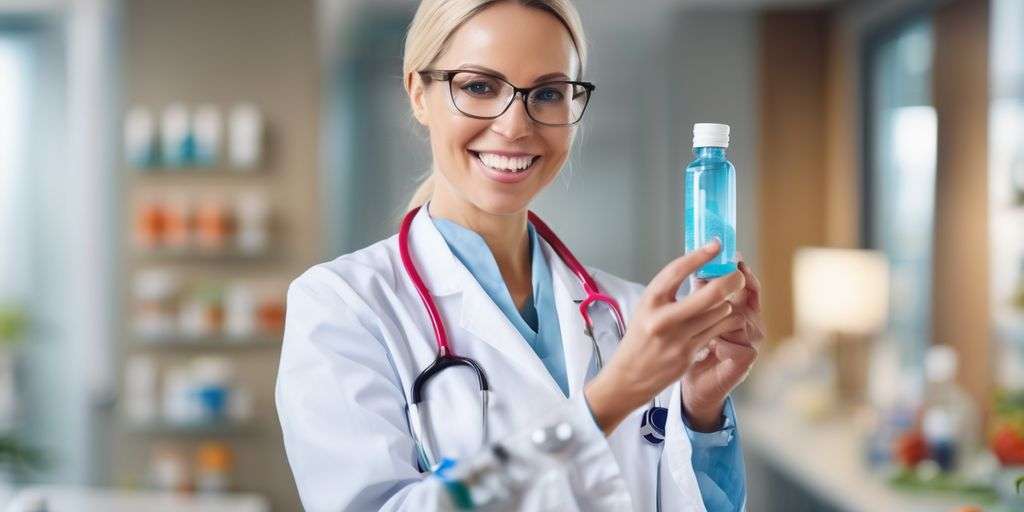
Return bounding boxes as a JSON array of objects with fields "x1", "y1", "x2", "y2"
[{"x1": 407, "y1": 73, "x2": 429, "y2": 127}]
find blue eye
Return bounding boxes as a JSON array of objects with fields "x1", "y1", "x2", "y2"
[
  {"x1": 533, "y1": 87, "x2": 564, "y2": 103},
  {"x1": 462, "y1": 81, "x2": 495, "y2": 96}
]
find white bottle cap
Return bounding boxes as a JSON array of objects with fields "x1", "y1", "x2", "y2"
[{"x1": 693, "y1": 123, "x2": 730, "y2": 148}]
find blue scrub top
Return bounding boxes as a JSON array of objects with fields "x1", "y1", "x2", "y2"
[{"x1": 429, "y1": 204, "x2": 570, "y2": 397}]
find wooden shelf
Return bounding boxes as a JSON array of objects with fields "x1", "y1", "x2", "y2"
[
  {"x1": 120, "y1": 418, "x2": 260, "y2": 436},
  {"x1": 131, "y1": 167, "x2": 268, "y2": 176},
  {"x1": 133, "y1": 248, "x2": 276, "y2": 262},
  {"x1": 133, "y1": 335, "x2": 282, "y2": 351}
]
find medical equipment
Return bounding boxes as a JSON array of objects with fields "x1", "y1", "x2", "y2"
[{"x1": 399, "y1": 206, "x2": 667, "y2": 471}]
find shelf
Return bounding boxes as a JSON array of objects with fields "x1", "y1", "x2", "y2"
[
  {"x1": 133, "y1": 248, "x2": 276, "y2": 262},
  {"x1": 133, "y1": 335, "x2": 282, "y2": 351},
  {"x1": 131, "y1": 167, "x2": 267, "y2": 176},
  {"x1": 120, "y1": 418, "x2": 260, "y2": 436}
]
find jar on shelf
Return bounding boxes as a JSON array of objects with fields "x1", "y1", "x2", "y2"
[
  {"x1": 194, "y1": 196, "x2": 234, "y2": 251},
  {"x1": 235, "y1": 191, "x2": 269, "y2": 255},
  {"x1": 195, "y1": 441, "x2": 233, "y2": 494},
  {"x1": 133, "y1": 269, "x2": 180, "y2": 340},
  {"x1": 134, "y1": 197, "x2": 166, "y2": 250},
  {"x1": 179, "y1": 283, "x2": 223, "y2": 338},
  {"x1": 162, "y1": 194, "x2": 192, "y2": 251}
]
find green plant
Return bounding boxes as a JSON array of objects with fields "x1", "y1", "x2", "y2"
[
  {"x1": 0, "y1": 435, "x2": 46, "y2": 474},
  {"x1": 1017, "y1": 475, "x2": 1023, "y2": 494},
  {"x1": 0, "y1": 305, "x2": 27, "y2": 344}
]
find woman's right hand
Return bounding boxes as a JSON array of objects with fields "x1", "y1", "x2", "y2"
[{"x1": 584, "y1": 240, "x2": 747, "y2": 435}]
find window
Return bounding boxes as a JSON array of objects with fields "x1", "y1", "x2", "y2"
[{"x1": 864, "y1": 19, "x2": 936, "y2": 366}]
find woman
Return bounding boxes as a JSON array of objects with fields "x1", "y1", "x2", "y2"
[{"x1": 277, "y1": 1, "x2": 766, "y2": 510}]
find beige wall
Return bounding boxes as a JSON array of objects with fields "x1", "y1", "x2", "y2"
[{"x1": 118, "y1": 0, "x2": 319, "y2": 508}]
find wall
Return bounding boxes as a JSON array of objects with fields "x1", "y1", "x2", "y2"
[{"x1": 118, "y1": 0, "x2": 319, "y2": 508}]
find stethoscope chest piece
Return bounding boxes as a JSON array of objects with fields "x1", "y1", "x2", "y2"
[{"x1": 639, "y1": 406, "x2": 668, "y2": 445}]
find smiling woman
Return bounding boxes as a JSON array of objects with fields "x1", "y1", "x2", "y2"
[{"x1": 277, "y1": 1, "x2": 763, "y2": 511}]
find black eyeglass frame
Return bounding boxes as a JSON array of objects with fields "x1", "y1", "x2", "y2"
[{"x1": 417, "y1": 69, "x2": 596, "y2": 127}]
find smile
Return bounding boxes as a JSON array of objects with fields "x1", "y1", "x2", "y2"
[{"x1": 469, "y1": 150, "x2": 539, "y2": 173}]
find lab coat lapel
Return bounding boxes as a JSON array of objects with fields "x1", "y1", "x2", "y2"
[
  {"x1": 540, "y1": 238, "x2": 594, "y2": 399},
  {"x1": 408, "y1": 203, "x2": 564, "y2": 395}
]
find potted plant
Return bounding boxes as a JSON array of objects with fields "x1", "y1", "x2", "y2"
[
  {"x1": 991, "y1": 388, "x2": 1024, "y2": 508},
  {"x1": 0, "y1": 304, "x2": 45, "y2": 480}
]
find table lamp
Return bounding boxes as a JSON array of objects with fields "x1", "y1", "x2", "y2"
[{"x1": 793, "y1": 247, "x2": 890, "y2": 405}]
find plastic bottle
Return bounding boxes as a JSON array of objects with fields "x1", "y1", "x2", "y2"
[
  {"x1": 921, "y1": 345, "x2": 978, "y2": 473},
  {"x1": 684, "y1": 123, "x2": 737, "y2": 278}
]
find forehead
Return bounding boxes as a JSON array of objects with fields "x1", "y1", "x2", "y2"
[{"x1": 434, "y1": 2, "x2": 579, "y2": 82}]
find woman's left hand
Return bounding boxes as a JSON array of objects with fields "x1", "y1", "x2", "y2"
[{"x1": 680, "y1": 255, "x2": 766, "y2": 431}]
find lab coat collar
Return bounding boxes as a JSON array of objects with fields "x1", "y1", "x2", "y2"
[
  {"x1": 409, "y1": 202, "x2": 594, "y2": 397},
  {"x1": 407, "y1": 201, "x2": 470, "y2": 297},
  {"x1": 457, "y1": 222, "x2": 594, "y2": 399},
  {"x1": 541, "y1": 238, "x2": 594, "y2": 398}
]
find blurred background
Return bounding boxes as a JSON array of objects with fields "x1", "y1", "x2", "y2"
[{"x1": 0, "y1": 0, "x2": 1022, "y2": 510}]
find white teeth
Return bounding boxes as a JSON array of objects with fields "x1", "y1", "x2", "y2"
[{"x1": 476, "y1": 152, "x2": 536, "y2": 172}]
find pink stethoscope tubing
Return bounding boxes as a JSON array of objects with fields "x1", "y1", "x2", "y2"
[{"x1": 399, "y1": 205, "x2": 627, "y2": 467}]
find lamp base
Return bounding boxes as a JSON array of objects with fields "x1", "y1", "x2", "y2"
[{"x1": 831, "y1": 332, "x2": 873, "y2": 406}]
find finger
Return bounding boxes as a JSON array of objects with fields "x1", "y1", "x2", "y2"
[
  {"x1": 645, "y1": 240, "x2": 721, "y2": 304},
  {"x1": 712, "y1": 339, "x2": 758, "y2": 375},
  {"x1": 737, "y1": 261, "x2": 762, "y2": 294},
  {"x1": 693, "y1": 313, "x2": 746, "y2": 342},
  {"x1": 651, "y1": 300, "x2": 732, "y2": 339},
  {"x1": 669, "y1": 269, "x2": 746, "y2": 319},
  {"x1": 737, "y1": 262, "x2": 762, "y2": 312},
  {"x1": 713, "y1": 339, "x2": 758, "y2": 368}
]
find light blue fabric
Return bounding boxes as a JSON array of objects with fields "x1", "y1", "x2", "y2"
[
  {"x1": 429, "y1": 207, "x2": 570, "y2": 397},
  {"x1": 427, "y1": 204, "x2": 745, "y2": 510},
  {"x1": 682, "y1": 395, "x2": 747, "y2": 512}
]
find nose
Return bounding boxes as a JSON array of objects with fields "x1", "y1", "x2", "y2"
[{"x1": 489, "y1": 93, "x2": 533, "y2": 140}]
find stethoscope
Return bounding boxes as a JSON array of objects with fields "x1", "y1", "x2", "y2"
[{"x1": 399, "y1": 205, "x2": 668, "y2": 506}]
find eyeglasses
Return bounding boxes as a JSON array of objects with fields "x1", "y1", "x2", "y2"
[{"x1": 418, "y1": 69, "x2": 595, "y2": 127}]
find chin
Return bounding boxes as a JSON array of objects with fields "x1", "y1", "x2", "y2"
[{"x1": 467, "y1": 189, "x2": 535, "y2": 216}]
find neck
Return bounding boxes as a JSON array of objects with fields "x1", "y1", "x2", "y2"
[{"x1": 428, "y1": 183, "x2": 532, "y2": 289}]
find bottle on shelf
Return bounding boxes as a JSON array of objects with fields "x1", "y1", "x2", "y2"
[{"x1": 920, "y1": 345, "x2": 979, "y2": 473}]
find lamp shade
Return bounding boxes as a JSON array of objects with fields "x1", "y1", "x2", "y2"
[{"x1": 793, "y1": 247, "x2": 890, "y2": 336}]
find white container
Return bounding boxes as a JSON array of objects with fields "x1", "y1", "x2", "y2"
[
  {"x1": 163, "y1": 365, "x2": 199, "y2": 424},
  {"x1": 229, "y1": 386, "x2": 254, "y2": 421},
  {"x1": 193, "y1": 104, "x2": 221, "y2": 167},
  {"x1": 235, "y1": 192, "x2": 269, "y2": 254},
  {"x1": 224, "y1": 283, "x2": 256, "y2": 339},
  {"x1": 228, "y1": 103, "x2": 263, "y2": 170},
  {"x1": 124, "y1": 106, "x2": 157, "y2": 168},
  {"x1": 123, "y1": 356, "x2": 158, "y2": 424},
  {"x1": 133, "y1": 270, "x2": 180, "y2": 341},
  {"x1": 161, "y1": 103, "x2": 192, "y2": 168}
]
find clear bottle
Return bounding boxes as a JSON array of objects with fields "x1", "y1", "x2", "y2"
[
  {"x1": 921, "y1": 345, "x2": 978, "y2": 473},
  {"x1": 685, "y1": 123, "x2": 737, "y2": 278}
]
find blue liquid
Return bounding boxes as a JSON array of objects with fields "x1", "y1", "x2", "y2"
[{"x1": 684, "y1": 146, "x2": 737, "y2": 279}]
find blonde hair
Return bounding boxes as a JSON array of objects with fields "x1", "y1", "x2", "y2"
[{"x1": 401, "y1": 0, "x2": 589, "y2": 213}]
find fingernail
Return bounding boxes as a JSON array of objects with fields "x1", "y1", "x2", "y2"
[{"x1": 703, "y1": 239, "x2": 720, "y2": 254}]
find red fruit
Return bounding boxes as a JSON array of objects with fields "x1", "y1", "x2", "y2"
[
  {"x1": 991, "y1": 425, "x2": 1024, "y2": 465},
  {"x1": 894, "y1": 430, "x2": 928, "y2": 468}
]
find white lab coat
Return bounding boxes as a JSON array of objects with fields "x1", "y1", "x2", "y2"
[{"x1": 276, "y1": 205, "x2": 708, "y2": 511}]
